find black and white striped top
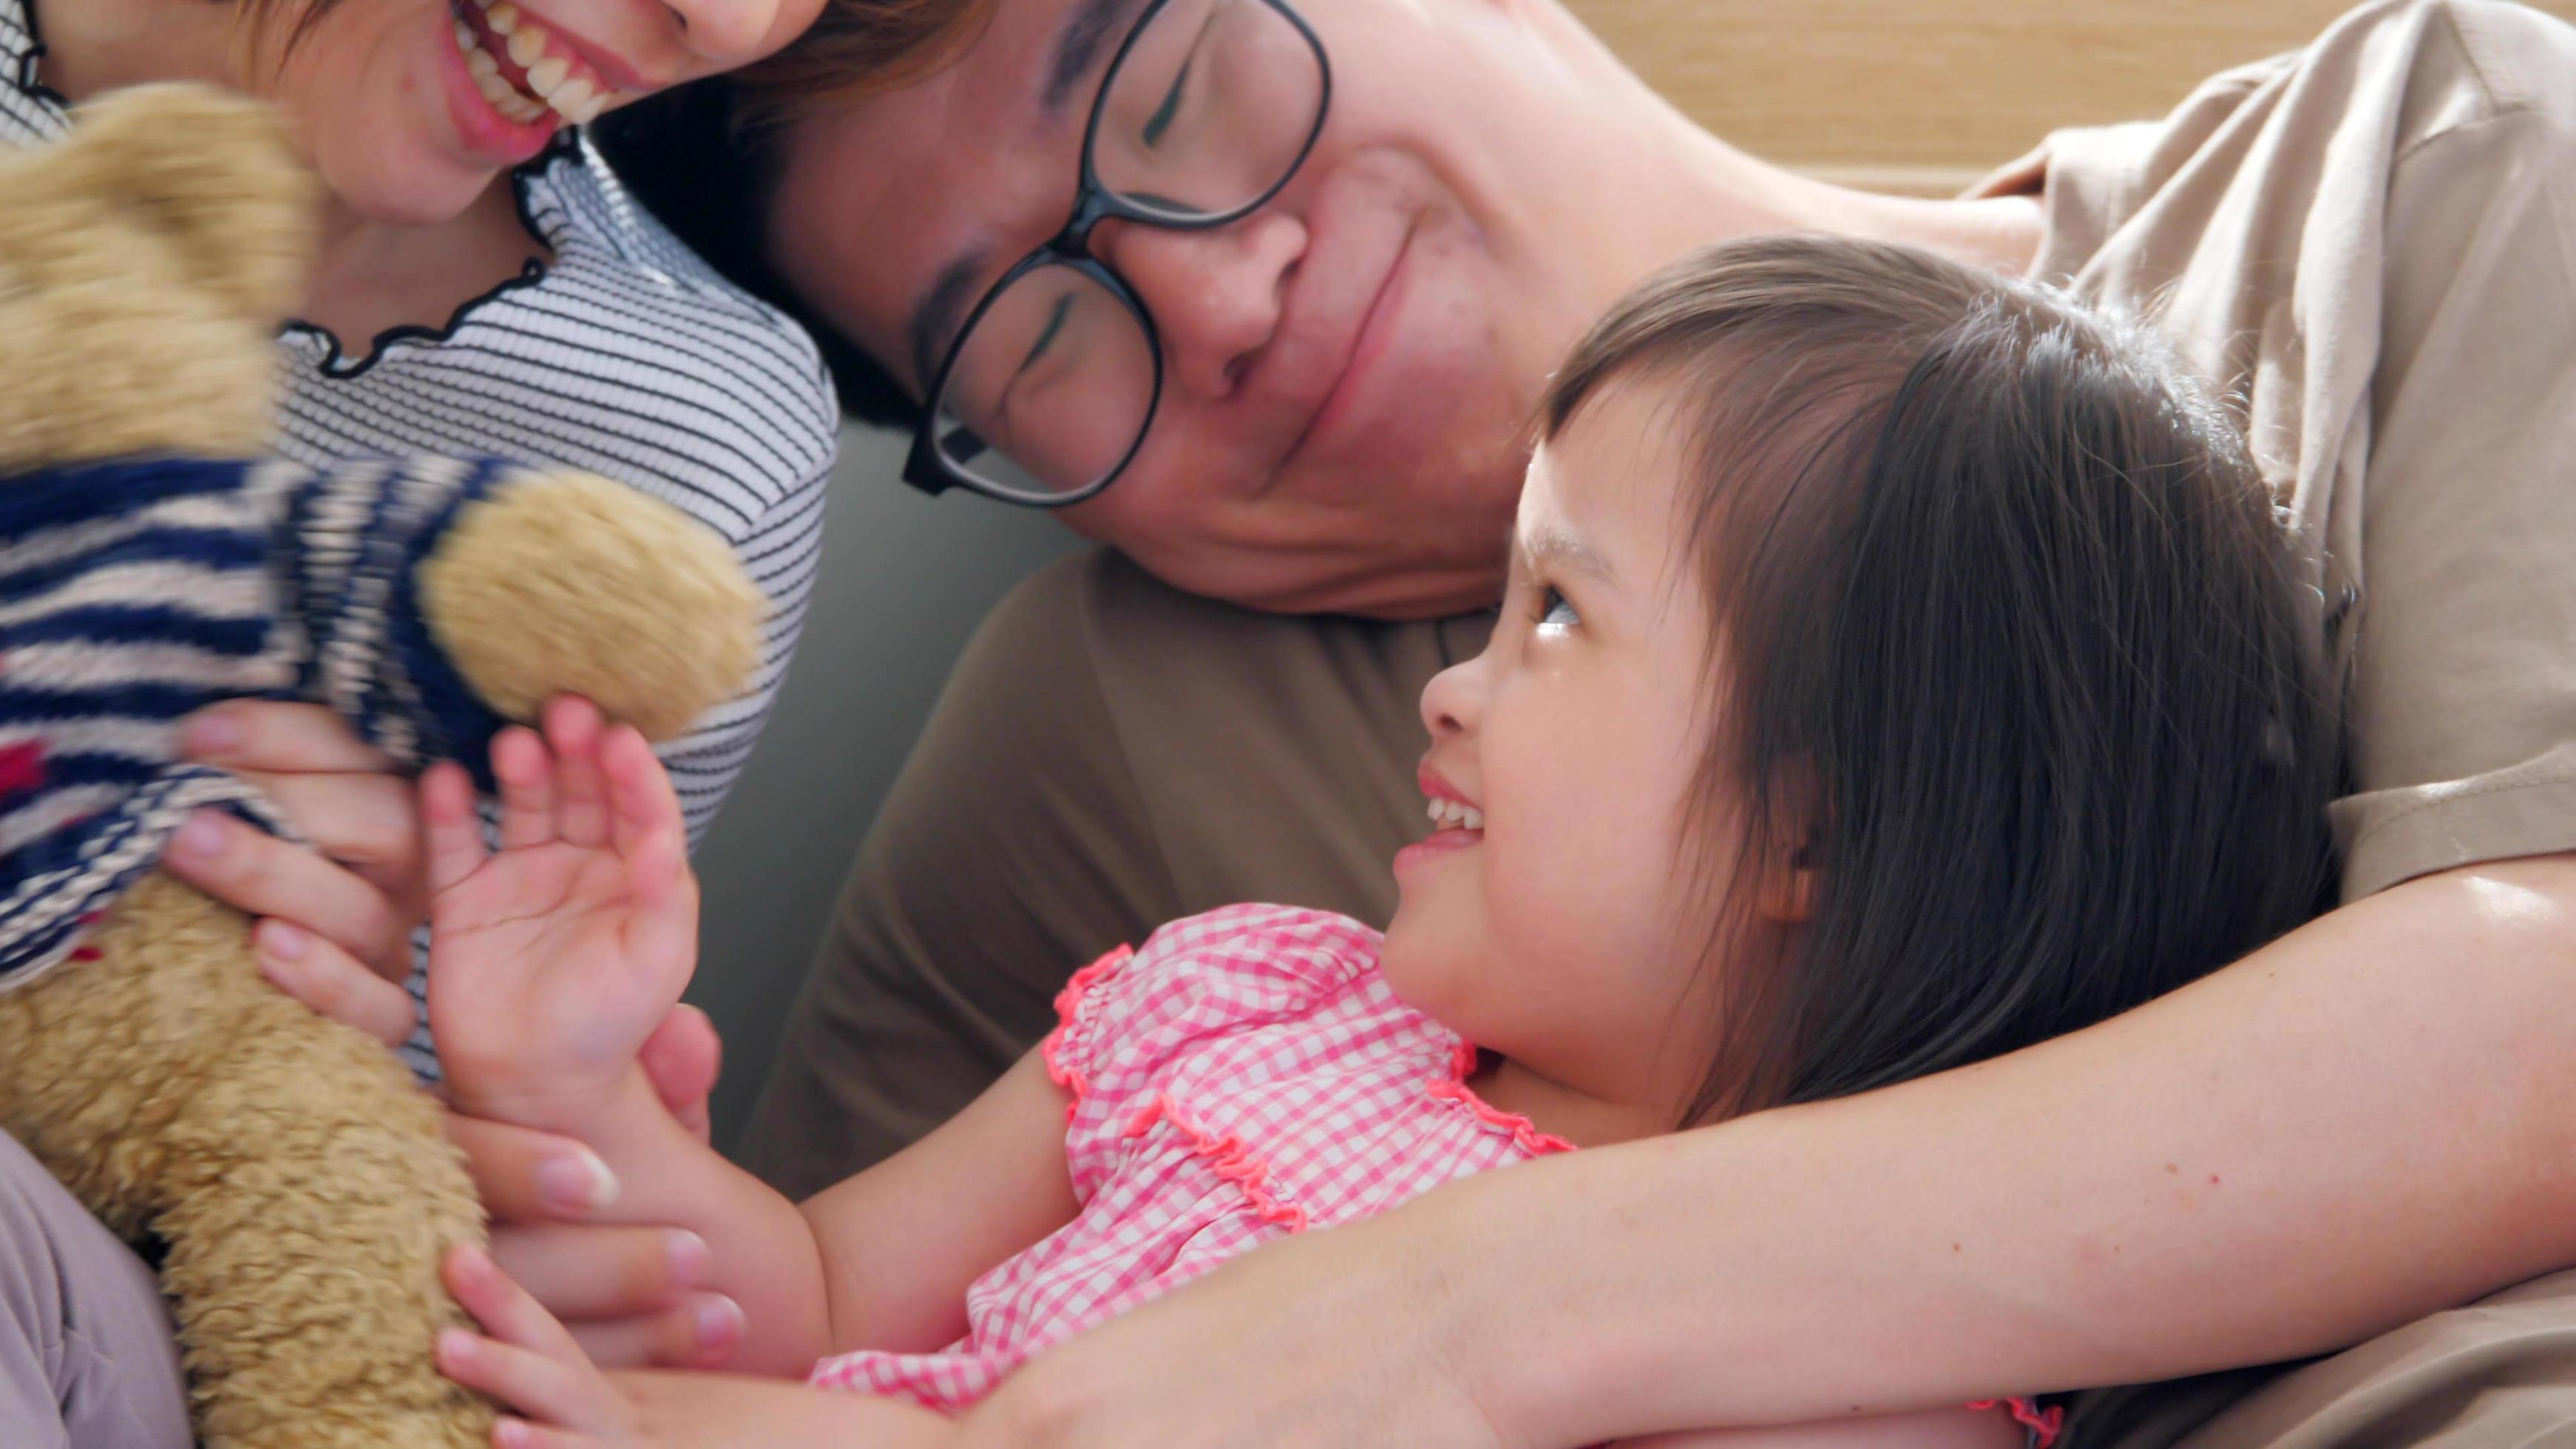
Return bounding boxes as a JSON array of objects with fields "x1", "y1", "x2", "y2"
[
  {"x1": 5, "y1": 0, "x2": 837, "y2": 1070},
  {"x1": 2, "y1": 0, "x2": 835, "y2": 847}
]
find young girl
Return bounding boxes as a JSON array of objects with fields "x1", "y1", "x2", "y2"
[{"x1": 418, "y1": 236, "x2": 2337, "y2": 1445}]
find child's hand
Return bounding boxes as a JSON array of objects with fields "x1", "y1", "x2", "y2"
[
  {"x1": 427, "y1": 697, "x2": 698, "y2": 1135},
  {"x1": 441, "y1": 1243, "x2": 646, "y2": 1446},
  {"x1": 442, "y1": 1246, "x2": 961, "y2": 1448}
]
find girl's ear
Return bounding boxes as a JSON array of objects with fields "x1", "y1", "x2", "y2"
[
  {"x1": 1756, "y1": 838, "x2": 1821, "y2": 924},
  {"x1": 1754, "y1": 759, "x2": 1823, "y2": 925}
]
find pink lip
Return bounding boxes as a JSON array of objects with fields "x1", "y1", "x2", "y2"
[
  {"x1": 1418, "y1": 762, "x2": 1477, "y2": 810},
  {"x1": 1287, "y1": 225, "x2": 1414, "y2": 466},
  {"x1": 1394, "y1": 829, "x2": 1478, "y2": 878},
  {"x1": 1397, "y1": 761, "x2": 1482, "y2": 877},
  {"x1": 436, "y1": 10, "x2": 560, "y2": 164}
]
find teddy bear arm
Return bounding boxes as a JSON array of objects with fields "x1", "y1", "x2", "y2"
[{"x1": 0, "y1": 875, "x2": 493, "y2": 1448}]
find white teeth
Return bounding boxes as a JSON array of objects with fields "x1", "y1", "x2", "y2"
[
  {"x1": 547, "y1": 77, "x2": 600, "y2": 124},
  {"x1": 1424, "y1": 798, "x2": 1485, "y2": 832},
  {"x1": 453, "y1": 0, "x2": 609, "y2": 128}
]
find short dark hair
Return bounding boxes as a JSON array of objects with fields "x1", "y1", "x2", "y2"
[
  {"x1": 592, "y1": 81, "x2": 924, "y2": 430},
  {"x1": 1544, "y1": 237, "x2": 2339, "y2": 1125}
]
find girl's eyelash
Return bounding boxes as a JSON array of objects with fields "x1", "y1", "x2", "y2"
[{"x1": 1532, "y1": 583, "x2": 1578, "y2": 631}]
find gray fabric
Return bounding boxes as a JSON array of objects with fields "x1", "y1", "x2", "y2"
[{"x1": 0, "y1": 1131, "x2": 186, "y2": 1449}]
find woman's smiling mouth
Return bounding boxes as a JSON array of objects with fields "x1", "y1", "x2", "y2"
[{"x1": 450, "y1": 0, "x2": 614, "y2": 126}]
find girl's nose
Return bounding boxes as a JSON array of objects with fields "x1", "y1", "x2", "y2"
[{"x1": 1420, "y1": 655, "x2": 1488, "y2": 742}]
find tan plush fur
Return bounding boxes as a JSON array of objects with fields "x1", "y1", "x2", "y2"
[
  {"x1": 0, "y1": 85, "x2": 760, "y2": 1445},
  {"x1": 424, "y1": 471, "x2": 763, "y2": 742}
]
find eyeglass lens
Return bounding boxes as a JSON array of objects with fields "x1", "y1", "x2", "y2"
[{"x1": 929, "y1": 0, "x2": 1326, "y2": 502}]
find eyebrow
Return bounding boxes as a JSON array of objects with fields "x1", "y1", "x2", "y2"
[
  {"x1": 1043, "y1": 0, "x2": 1157, "y2": 115},
  {"x1": 906, "y1": 246, "x2": 995, "y2": 398},
  {"x1": 1519, "y1": 522, "x2": 1616, "y2": 586}
]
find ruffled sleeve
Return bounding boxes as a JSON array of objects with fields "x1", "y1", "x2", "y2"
[{"x1": 1037, "y1": 904, "x2": 1380, "y2": 1202}]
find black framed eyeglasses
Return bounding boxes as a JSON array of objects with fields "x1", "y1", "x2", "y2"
[{"x1": 902, "y1": 0, "x2": 1332, "y2": 507}]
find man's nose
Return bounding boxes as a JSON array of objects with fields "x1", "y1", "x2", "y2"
[{"x1": 1096, "y1": 211, "x2": 1309, "y2": 401}]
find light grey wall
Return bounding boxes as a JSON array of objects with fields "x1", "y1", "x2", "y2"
[{"x1": 686, "y1": 424, "x2": 1078, "y2": 1152}]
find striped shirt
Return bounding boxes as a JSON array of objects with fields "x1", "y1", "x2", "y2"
[{"x1": 5, "y1": 0, "x2": 837, "y2": 1067}]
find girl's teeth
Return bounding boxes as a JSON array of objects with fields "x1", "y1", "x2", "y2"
[
  {"x1": 485, "y1": 1, "x2": 521, "y2": 33},
  {"x1": 507, "y1": 27, "x2": 546, "y2": 67},
  {"x1": 526, "y1": 56, "x2": 569, "y2": 96}
]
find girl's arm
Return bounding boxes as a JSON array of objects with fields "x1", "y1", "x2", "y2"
[
  {"x1": 558, "y1": 1045, "x2": 1077, "y2": 1374},
  {"x1": 957, "y1": 854, "x2": 2576, "y2": 1444}
]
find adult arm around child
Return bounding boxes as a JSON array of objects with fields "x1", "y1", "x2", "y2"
[{"x1": 955, "y1": 852, "x2": 2576, "y2": 1445}]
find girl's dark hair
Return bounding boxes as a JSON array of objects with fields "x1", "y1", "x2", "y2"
[{"x1": 1544, "y1": 237, "x2": 2338, "y2": 1124}]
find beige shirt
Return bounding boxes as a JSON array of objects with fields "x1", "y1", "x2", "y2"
[{"x1": 1977, "y1": 0, "x2": 2576, "y2": 901}]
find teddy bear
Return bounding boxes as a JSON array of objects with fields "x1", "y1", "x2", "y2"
[{"x1": 0, "y1": 85, "x2": 764, "y2": 1446}]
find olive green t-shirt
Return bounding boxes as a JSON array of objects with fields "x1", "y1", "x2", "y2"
[{"x1": 1976, "y1": 0, "x2": 2576, "y2": 901}]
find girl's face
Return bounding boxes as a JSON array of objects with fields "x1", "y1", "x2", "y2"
[
  {"x1": 1383, "y1": 382, "x2": 1738, "y2": 1117},
  {"x1": 251, "y1": 0, "x2": 824, "y2": 224}
]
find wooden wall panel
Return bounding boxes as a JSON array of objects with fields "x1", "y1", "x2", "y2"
[{"x1": 1559, "y1": 0, "x2": 2576, "y2": 192}]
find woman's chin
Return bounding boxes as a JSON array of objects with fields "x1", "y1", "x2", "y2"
[{"x1": 322, "y1": 150, "x2": 513, "y2": 228}]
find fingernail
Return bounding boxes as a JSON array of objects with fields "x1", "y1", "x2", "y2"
[
  {"x1": 535, "y1": 1150, "x2": 620, "y2": 1214},
  {"x1": 180, "y1": 711, "x2": 242, "y2": 757},
  {"x1": 170, "y1": 813, "x2": 223, "y2": 863},
  {"x1": 254, "y1": 920, "x2": 307, "y2": 962},
  {"x1": 438, "y1": 1328, "x2": 475, "y2": 1363},
  {"x1": 694, "y1": 1294, "x2": 744, "y2": 1350},
  {"x1": 495, "y1": 1419, "x2": 532, "y2": 1448},
  {"x1": 665, "y1": 1228, "x2": 710, "y2": 1285}
]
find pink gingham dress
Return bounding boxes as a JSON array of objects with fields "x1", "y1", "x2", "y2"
[{"x1": 806, "y1": 904, "x2": 2058, "y2": 1446}]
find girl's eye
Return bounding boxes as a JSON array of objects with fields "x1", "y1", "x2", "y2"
[{"x1": 1536, "y1": 585, "x2": 1578, "y2": 635}]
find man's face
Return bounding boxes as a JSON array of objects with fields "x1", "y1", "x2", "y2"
[{"x1": 771, "y1": 0, "x2": 1636, "y2": 617}]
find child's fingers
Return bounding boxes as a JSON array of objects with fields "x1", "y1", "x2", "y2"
[
  {"x1": 492, "y1": 1418, "x2": 600, "y2": 1449},
  {"x1": 491, "y1": 727, "x2": 557, "y2": 852},
  {"x1": 445, "y1": 1244, "x2": 587, "y2": 1364},
  {"x1": 598, "y1": 727, "x2": 681, "y2": 863},
  {"x1": 435, "y1": 1329, "x2": 603, "y2": 1434},
  {"x1": 543, "y1": 698, "x2": 610, "y2": 849},
  {"x1": 421, "y1": 763, "x2": 492, "y2": 898}
]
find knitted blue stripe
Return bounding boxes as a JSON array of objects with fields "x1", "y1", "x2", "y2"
[
  {"x1": 0, "y1": 458, "x2": 257, "y2": 535},
  {"x1": 0, "y1": 606, "x2": 275, "y2": 656},
  {"x1": 0, "y1": 526, "x2": 270, "y2": 597}
]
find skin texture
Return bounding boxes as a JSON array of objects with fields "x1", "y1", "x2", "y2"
[
  {"x1": 410, "y1": 715, "x2": 2010, "y2": 1446},
  {"x1": 1386, "y1": 390, "x2": 1740, "y2": 1132},
  {"x1": 36, "y1": 0, "x2": 824, "y2": 343},
  {"x1": 766, "y1": 0, "x2": 2040, "y2": 617}
]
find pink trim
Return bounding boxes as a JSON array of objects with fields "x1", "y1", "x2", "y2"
[
  {"x1": 1040, "y1": 946, "x2": 1136, "y2": 1121},
  {"x1": 1124, "y1": 1093, "x2": 1310, "y2": 1231},
  {"x1": 1428, "y1": 1040, "x2": 1576, "y2": 1158},
  {"x1": 1967, "y1": 1398, "x2": 2063, "y2": 1448}
]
